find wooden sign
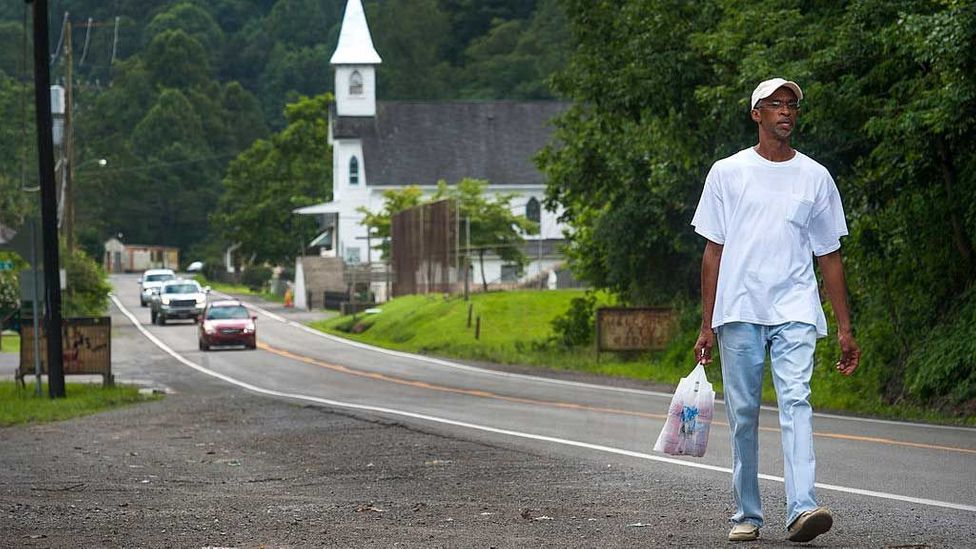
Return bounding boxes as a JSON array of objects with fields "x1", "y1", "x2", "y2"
[
  {"x1": 18, "y1": 317, "x2": 113, "y2": 386},
  {"x1": 596, "y1": 307, "x2": 678, "y2": 352}
]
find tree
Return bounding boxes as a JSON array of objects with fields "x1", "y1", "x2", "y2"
[
  {"x1": 459, "y1": 0, "x2": 570, "y2": 99},
  {"x1": 538, "y1": 0, "x2": 713, "y2": 305},
  {"x1": 367, "y1": 0, "x2": 457, "y2": 100},
  {"x1": 0, "y1": 73, "x2": 35, "y2": 227},
  {"x1": 358, "y1": 178, "x2": 537, "y2": 291},
  {"x1": 435, "y1": 179, "x2": 537, "y2": 290},
  {"x1": 144, "y1": 2, "x2": 225, "y2": 62},
  {"x1": 212, "y1": 93, "x2": 332, "y2": 266},
  {"x1": 356, "y1": 185, "x2": 425, "y2": 257},
  {"x1": 542, "y1": 0, "x2": 976, "y2": 410},
  {"x1": 144, "y1": 29, "x2": 212, "y2": 90}
]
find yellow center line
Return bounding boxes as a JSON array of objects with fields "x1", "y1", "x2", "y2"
[{"x1": 258, "y1": 342, "x2": 976, "y2": 456}]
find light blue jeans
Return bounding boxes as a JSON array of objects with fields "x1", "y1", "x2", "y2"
[{"x1": 717, "y1": 321, "x2": 818, "y2": 529}]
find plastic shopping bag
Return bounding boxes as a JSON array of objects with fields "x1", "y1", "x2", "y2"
[{"x1": 653, "y1": 363, "x2": 715, "y2": 457}]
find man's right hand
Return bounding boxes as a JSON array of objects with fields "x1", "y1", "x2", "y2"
[{"x1": 694, "y1": 328, "x2": 715, "y2": 365}]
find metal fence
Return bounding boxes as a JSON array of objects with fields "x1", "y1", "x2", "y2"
[{"x1": 391, "y1": 199, "x2": 459, "y2": 297}]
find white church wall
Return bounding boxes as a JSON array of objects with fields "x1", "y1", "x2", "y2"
[
  {"x1": 332, "y1": 138, "x2": 368, "y2": 201},
  {"x1": 335, "y1": 65, "x2": 376, "y2": 117}
]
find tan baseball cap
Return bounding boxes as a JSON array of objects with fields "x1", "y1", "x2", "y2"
[{"x1": 751, "y1": 78, "x2": 803, "y2": 110}]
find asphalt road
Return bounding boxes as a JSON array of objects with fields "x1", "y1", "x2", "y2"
[{"x1": 3, "y1": 274, "x2": 974, "y2": 547}]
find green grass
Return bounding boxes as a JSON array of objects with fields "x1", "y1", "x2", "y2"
[
  {"x1": 0, "y1": 381, "x2": 161, "y2": 426},
  {"x1": 310, "y1": 291, "x2": 975, "y2": 426},
  {"x1": 312, "y1": 290, "x2": 605, "y2": 354},
  {"x1": 1, "y1": 333, "x2": 19, "y2": 354},
  {"x1": 192, "y1": 275, "x2": 284, "y2": 303}
]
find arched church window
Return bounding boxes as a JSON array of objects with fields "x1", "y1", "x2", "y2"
[
  {"x1": 349, "y1": 71, "x2": 364, "y2": 96},
  {"x1": 349, "y1": 156, "x2": 359, "y2": 185},
  {"x1": 526, "y1": 197, "x2": 541, "y2": 224}
]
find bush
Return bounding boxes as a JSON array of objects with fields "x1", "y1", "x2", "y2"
[
  {"x1": 240, "y1": 265, "x2": 272, "y2": 292},
  {"x1": 550, "y1": 292, "x2": 597, "y2": 348},
  {"x1": 903, "y1": 289, "x2": 976, "y2": 410},
  {"x1": 0, "y1": 272, "x2": 17, "y2": 317},
  {"x1": 62, "y1": 246, "x2": 110, "y2": 317}
]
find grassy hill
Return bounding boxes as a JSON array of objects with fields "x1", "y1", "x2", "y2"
[
  {"x1": 310, "y1": 290, "x2": 974, "y2": 426},
  {"x1": 314, "y1": 290, "x2": 601, "y2": 360}
]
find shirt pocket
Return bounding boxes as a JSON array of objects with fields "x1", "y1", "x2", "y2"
[{"x1": 786, "y1": 195, "x2": 814, "y2": 227}]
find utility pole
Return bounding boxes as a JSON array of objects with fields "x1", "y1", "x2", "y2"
[
  {"x1": 63, "y1": 17, "x2": 75, "y2": 251},
  {"x1": 30, "y1": 0, "x2": 67, "y2": 398}
]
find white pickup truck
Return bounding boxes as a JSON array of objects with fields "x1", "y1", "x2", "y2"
[
  {"x1": 149, "y1": 279, "x2": 210, "y2": 325},
  {"x1": 138, "y1": 268, "x2": 175, "y2": 307}
]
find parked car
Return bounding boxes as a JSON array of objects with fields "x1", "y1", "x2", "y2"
[
  {"x1": 198, "y1": 300, "x2": 257, "y2": 351},
  {"x1": 150, "y1": 279, "x2": 208, "y2": 325},
  {"x1": 138, "y1": 268, "x2": 175, "y2": 307}
]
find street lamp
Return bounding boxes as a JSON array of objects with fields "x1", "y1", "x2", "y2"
[{"x1": 64, "y1": 156, "x2": 107, "y2": 250}]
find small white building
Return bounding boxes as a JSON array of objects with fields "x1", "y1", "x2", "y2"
[{"x1": 295, "y1": 0, "x2": 570, "y2": 300}]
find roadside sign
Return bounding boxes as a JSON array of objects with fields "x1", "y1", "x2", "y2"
[
  {"x1": 596, "y1": 307, "x2": 679, "y2": 352},
  {"x1": 0, "y1": 260, "x2": 13, "y2": 271}
]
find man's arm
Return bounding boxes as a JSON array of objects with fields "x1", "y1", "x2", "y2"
[
  {"x1": 694, "y1": 240, "x2": 723, "y2": 364},
  {"x1": 817, "y1": 249, "x2": 860, "y2": 375}
]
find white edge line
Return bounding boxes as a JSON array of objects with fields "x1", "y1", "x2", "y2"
[
  {"x1": 228, "y1": 294, "x2": 976, "y2": 433},
  {"x1": 112, "y1": 294, "x2": 976, "y2": 514}
]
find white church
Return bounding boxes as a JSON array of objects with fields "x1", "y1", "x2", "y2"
[{"x1": 293, "y1": 0, "x2": 571, "y2": 304}]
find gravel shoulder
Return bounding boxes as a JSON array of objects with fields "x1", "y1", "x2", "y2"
[
  {"x1": 2, "y1": 382, "x2": 970, "y2": 548},
  {"x1": 1, "y1": 292, "x2": 971, "y2": 547}
]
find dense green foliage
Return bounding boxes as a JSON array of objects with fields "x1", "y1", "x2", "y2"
[
  {"x1": 212, "y1": 93, "x2": 331, "y2": 266},
  {"x1": 0, "y1": 246, "x2": 109, "y2": 319},
  {"x1": 0, "y1": 73, "x2": 35, "y2": 228},
  {"x1": 61, "y1": 245, "x2": 111, "y2": 317},
  {"x1": 0, "y1": 0, "x2": 568, "y2": 267},
  {"x1": 540, "y1": 0, "x2": 976, "y2": 415}
]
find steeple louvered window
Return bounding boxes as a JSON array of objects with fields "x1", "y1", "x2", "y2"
[{"x1": 349, "y1": 71, "x2": 364, "y2": 96}]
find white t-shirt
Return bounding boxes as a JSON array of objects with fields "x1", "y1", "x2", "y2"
[{"x1": 691, "y1": 147, "x2": 848, "y2": 337}]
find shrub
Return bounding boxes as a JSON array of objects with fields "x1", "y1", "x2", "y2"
[
  {"x1": 550, "y1": 292, "x2": 597, "y2": 348},
  {"x1": 240, "y1": 265, "x2": 272, "y2": 292},
  {"x1": 903, "y1": 289, "x2": 976, "y2": 410},
  {"x1": 61, "y1": 246, "x2": 110, "y2": 317}
]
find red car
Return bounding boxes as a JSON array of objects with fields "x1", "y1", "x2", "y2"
[{"x1": 198, "y1": 300, "x2": 257, "y2": 351}]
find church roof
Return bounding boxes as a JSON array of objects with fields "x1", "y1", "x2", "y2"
[
  {"x1": 330, "y1": 0, "x2": 382, "y2": 65},
  {"x1": 332, "y1": 101, "x2": 570, "y2": 187}
]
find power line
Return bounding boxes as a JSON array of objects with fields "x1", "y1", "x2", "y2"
[
  {"x1": 78, "y1": 17, "x2": 93, "y2": 66},
  {"x1": 110, "y1": 16, "x2": 120, "y2": 65},
  {"x1": 49, "y1": 11, "x2": 68, "y2": 65},
  {"x1": 95, "y1": 154, "x2": 240, "y2": 175}
]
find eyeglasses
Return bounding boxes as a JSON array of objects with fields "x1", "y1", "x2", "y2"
[{"x1": 758, "y1": 99, "x2": 800, "y2": 111}]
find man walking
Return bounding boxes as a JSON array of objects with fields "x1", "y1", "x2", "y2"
[{"x1": 691, "y1": 78, "x2": 861, "y2": 543}]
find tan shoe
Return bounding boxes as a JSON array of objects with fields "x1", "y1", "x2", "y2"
[
  {"x1": 728, "y1": 522, "x2": 760, "y2": 542},
  {"x1": 787, "y1": 507, "x2": 833, "y2": 542}
]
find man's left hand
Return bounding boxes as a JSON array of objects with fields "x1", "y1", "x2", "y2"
[{"x1": 836, "y1": 331, "x2": 860, "y2": 376}]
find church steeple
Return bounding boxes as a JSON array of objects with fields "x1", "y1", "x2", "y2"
[
  {"x1": 332, "y1": 0, "x2": 381, "y2": 116},
  {"x1": 331, "y1": 0, "x2": 381, "y2": 65}
]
